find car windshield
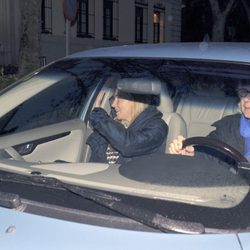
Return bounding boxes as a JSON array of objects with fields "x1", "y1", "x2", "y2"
[{"x1": 0, "y1": 57, "x2": 250, "y2": 233}]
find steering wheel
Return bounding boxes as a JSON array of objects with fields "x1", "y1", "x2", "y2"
[{"x1": 182, "y1": 136, "x2": 248, "y2": 163}]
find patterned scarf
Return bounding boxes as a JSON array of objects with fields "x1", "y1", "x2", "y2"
[
  {"x1": 106, "y1": 145, "x2": 119, "y2": 164},
  {"x1": 105, "y1": 119, "x2": 128, "y2": 164}
]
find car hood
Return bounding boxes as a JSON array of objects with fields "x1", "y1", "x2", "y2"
[{"x1": 0, "y1": 206, "x2": 247, "y2": 250}]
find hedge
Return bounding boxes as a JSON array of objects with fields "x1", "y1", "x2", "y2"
[
  {"x1": 0, "y1": 65, "x2": 18, "y2": 90},
  {"x1": 0, "y1": 75, "x2": 17, "y2": 90}
]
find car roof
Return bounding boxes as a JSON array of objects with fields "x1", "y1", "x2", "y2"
[{"x1": 67, "y1": 42, "x2": 250, "y2": 63}]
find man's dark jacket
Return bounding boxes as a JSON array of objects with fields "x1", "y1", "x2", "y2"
[
  {"x1": 86, "y1": 106, "x2": 168, "y2": 164},
  {"x1": 195, "y1": 113, "x2": 244, "y2": 165},
  {"x1": 208, "y1": 113, "x2": 244, "y2": 154}
]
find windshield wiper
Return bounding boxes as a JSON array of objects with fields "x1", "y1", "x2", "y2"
[
  {"x1": 62, "y1": 183, "x2": 205, "y2": 234},
  {"x1": 0, "y1": 191, "x2": 23, "y2": 209},
  {"x1": 0, "y1": 172, "x2": 205, "y2": 234}
]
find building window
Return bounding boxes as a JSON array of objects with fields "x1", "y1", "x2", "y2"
[
  {"x1": 153, "y1": 11, "x2": 160, "y2": 43},
  {"x1": 77, "y1": 0, "x2": 95, "y2": 38},
  {"x1": 135, "y1": 1, "x2": 148, "y2": 43},
  {"x1": 103, "y1": 0, "x2": 119, "y2": 40},
  {"x1": 41, "y1": 0, "x2": 52, "y2": 34},
  {"x1": 153, "y1": 5, "x2": 165, "y2": 43}
]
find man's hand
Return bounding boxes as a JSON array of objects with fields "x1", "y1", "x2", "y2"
[{"x1": 169, "y1": 135, "x2": 195, "y2": 156}]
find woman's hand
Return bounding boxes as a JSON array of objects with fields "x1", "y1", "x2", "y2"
[
  {"x1": 89, "y1": 108, "x2": 110, "y2": 128},
  {"x1": 93, "y1": 91, "x2": 106, "y2": 108},
  {"x1": 169, "y1": 135, "x2": 195, "y2": 156}
]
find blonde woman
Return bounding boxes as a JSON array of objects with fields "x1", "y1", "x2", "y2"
[{"x1": 87, "y1": 88, "x2": 168, "y2": 164}]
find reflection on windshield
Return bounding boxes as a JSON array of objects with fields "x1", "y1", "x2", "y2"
[{"x1": 0, "y1": 58, "x2": 250, "y2": 232}]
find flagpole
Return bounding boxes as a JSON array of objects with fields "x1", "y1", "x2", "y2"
[{"x1": 66, "y1": 19, "x2": 70, "y2": 56}]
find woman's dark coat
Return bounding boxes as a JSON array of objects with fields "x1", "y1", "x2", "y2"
[{"x1": 86, "y1": 106, "x2": 168, "y2": 164}]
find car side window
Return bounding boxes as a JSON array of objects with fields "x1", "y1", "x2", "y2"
[{"x1": 0, "y1": 76, "x2": 89, "y2": 136}]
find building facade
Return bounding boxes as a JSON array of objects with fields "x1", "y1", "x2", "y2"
[{"x1": 0, "y1": 0, "x2": 182, "y2": 66}]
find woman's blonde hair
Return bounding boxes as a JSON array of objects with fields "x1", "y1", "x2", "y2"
[
  {"x1": 129, "y1": 101, "x2": 149, "y2": 125},
  {"x1": 114, "y1": 90, "x2": 150, "y2": 127}
]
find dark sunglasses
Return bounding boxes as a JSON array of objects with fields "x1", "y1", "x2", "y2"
[{"x1": 237, "y1": 88, "x2": 250, "y2": 98}]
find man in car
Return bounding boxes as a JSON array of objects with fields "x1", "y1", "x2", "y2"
[{"x1": 169, "y1": 85, "x2": 250, "y2": 162}]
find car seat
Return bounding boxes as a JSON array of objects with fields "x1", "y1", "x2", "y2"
[
  {"x1": 175, "y1": 84, "x2": 240, "y2": 138},
  {"x1": 157, "y1": 82, "x2": 187, "y2": 153}
]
